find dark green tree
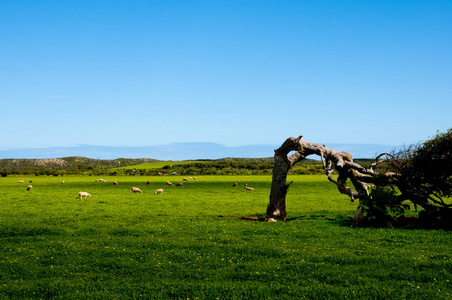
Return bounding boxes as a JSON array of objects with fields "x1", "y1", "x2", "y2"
[{"x1": 267, "y1": 129, "x2": 452, "y2": 228}]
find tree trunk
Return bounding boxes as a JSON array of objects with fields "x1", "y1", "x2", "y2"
[
  {"x1": 267, "y1": 136, "x2": 311, "y2": 221},
  {"x1": 267, "y1": 154, "x2": 291, "y2": 221}
]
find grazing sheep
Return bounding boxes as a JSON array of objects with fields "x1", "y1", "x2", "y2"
[
  {"x1": 131, "y1": 187, "x2": 142, "y2": 193},
  {"x1": 146, "y1": 181, "x2": 151, "y2": 185},
  {"x1": 98, "y1": 179, "x2": 106, "y2": 183},
  {"x1": 61, "y1": 181, "x2": 65, "y2": 184},
  {"x1": 189, "y1": 177, "x2": 193, "y2": 180},
  {"x1": 27, "y1": 185, "x2": 33, "y2": 191},
  {"x1": 113, "y1": 181, "x2": 118, "y2": 185},
  {"x1": 183, "y1": 178, "x2": 189, "y2": 181},
  {"x1": 18, "y1": 180, "x2": 24, "y2": 183},
  {"x1": 353, "y1": 211, "x2": 365, "y2": 225},
  {"x1": 193, "y1": 177, "x2": 197, "y2": 180},
  {"x1": 166, "y1": 181, "x2": 173, "y2": 186},
  {"x1": 78, "y1": 192, "x2": 91, "y2": 199},
  {"x1": 154, "y1": 188, "x2": 163, "y2": 195},
  {"x1": 232, "y1": 182, "x2": 238, "y2": 187},
  {"x1": 244, "y1": 183, "x2": 254, "y2": 191},
  {"x1": 176, "y1": 182, "x2": 183, "y2": 186}
]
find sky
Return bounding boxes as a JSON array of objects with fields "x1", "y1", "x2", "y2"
[{"x1": 1, "y1": 1, "x2": 451, "y2": 156}]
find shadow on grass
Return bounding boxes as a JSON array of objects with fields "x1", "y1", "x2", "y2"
[
  {"x1": 219, "y1": 216, "x2": 299, "y2": 222},
  {"x1": 335, "y1": 215, "x2": 452, "y2": 231},
  {"x1": 221, "y1": 213, "x2": 452, "y2": 230}
]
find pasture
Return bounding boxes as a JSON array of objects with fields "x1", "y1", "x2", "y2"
[{"x1": 1, "y1": 175, "x2": 451, "y2": 299}]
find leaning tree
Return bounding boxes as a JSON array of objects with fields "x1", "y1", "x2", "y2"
[{"x1": 267, "y1": 129, "x2": 452, "y2": 228}]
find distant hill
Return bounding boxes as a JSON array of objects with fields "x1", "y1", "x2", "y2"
[
  {"x1": 0, "y1": 142, "x2": 399, "y2": 160},
  {"x1": 0, "y1": 157, "x2": 159, "y2": 172}
]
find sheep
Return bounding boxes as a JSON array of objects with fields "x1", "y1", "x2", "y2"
[
  {"x1": 232, "y1": 182, "x2": 238, "y2": 187},
  {"x1": 154, "y1": 188, "x2": 163, "y2": 195},
  {"x1": 193, "y1": 177, "x2": 197, "y2": 180},
  {"x1": 78, "y1": 192, "x2": 91, "y2": 199},
  {"x1": 98, "y1": 179, "x2": 106, "y2": 183},
  {"x1": 166, "y1": 181, "x2": 173, "y2": 186},
  {"x1": 189, "y1": 177, "x2": 193, "y2": 180},
  {"x1": 61, "y1": 181, "x2": 65, "y2": 184},
  {"x1": 113, "y1": 181, "x2": 118, "y2": 185},
  {"x1": 18, "y1": 180, "x2": 24, "y2": 183},
  {"x1": 27, "y1": 185, "x2": 33, "y2": 191},
  {"x1": 353, "y1": 211, "x2": 365, "y2": 225},
  {"x1": 146, "y1": 181, "x2": 151, "y2": 185},
  {"x1": 183, "y1": 178, "x2": 189, "y2": 181},
  {"x1": 131, "y1": 187, "x2": 142, "y2": 193},
  {"x1": 176, "y1": 182, "x2": 183, "y2": 186},
  {"x1": 244, "y1": 183, "x2": 254, "y2": 191}
]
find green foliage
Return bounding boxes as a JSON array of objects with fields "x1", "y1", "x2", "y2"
[
  {"x1": 362, "y1": 185, "x2": 405, "y2": 223},
  {"x1": 408, "y1": 128, "x2": 452, "y2": 199},
  {"x1": 1, "y1": 175, "x2": 451, "y2": 299},
  {"x1": 354, "y1": 128, "x2": 452, "y2": 226}
]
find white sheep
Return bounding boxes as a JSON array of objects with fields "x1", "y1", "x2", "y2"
[
  {"x1": 183, "y1": 178, "x2": 189, "y2": 181},
  {"x1": 61, "y1": 181, "x2": 65, "y2": 184},
  {"x1": 154, "y1": 188, "x2": 163, "y2": 195},
  {"x1": 113, "y1": 181, "x2": 118, "y2": 185},
  {"x1": 18, "y1": 180, "x2": 25, "y2": 183},
  {"x1": 131, "y1": 187, "x2": 142, "y2": 193},
  {"x1": 27, "y1": 185, "x2": 33, "y2": 191},
  {"x1": 166, "y1": 181, "x2": 173, "y2": 186},
  {"x1": 78, "y1": 192, "x2": 91, "y2": 199},
  {"x1": 244, "y1": 183, "x2": 254, "y2": 191}
]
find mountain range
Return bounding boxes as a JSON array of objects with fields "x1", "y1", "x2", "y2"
[{"x1": 0, "y1": 143, "x2": 400, "y2": 160}]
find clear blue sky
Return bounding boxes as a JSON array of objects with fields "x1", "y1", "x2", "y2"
[{"x1": 1, "y1": 0, "x2": 451, "y2": 151}]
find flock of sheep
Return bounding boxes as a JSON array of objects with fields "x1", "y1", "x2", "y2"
[{"x1": 21, "y1": 177, "x2": 255, "y2": 200}]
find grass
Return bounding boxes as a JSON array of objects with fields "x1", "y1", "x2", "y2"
[{"x1": 1, "y1": 175, "x2": 451, "y2": 299}]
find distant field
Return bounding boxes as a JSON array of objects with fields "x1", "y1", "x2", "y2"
[
  {"x1": 1, "y1": 175, "x2": 451, "y2": 299},
  {"x1": 120, "y1": 160, "x2": 210, "y2": 170}
]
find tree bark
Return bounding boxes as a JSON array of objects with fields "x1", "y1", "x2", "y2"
[{"x1": 267, "y1": 136, "x2": 313, "y2": 221}]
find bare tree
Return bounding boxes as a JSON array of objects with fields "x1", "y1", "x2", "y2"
[{"x1": 267, "y1": 130, "x2": 452, "y2": 228}]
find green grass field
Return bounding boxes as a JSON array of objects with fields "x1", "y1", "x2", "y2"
[{"x1": 1, "y1": 175, "x2": 451, "y2": 299}]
